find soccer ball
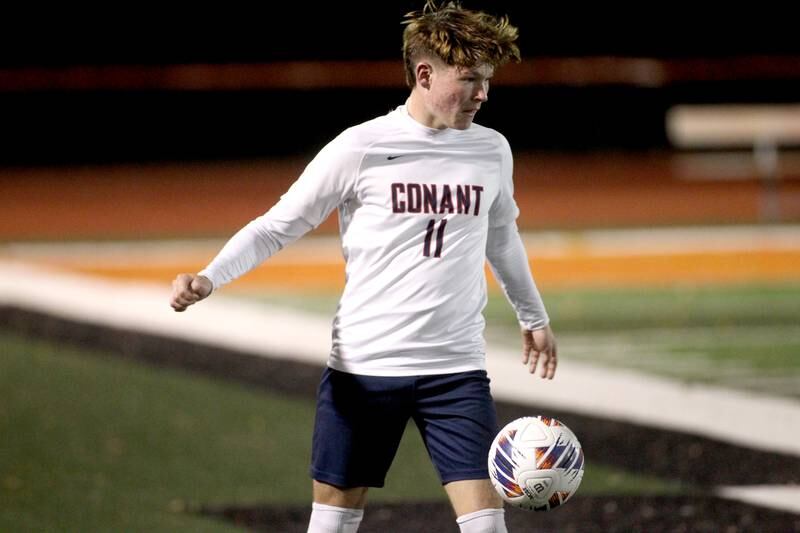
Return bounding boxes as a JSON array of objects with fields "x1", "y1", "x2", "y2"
[{"x1": 488, "y1": 416, "x2": 584, "y2": 511}]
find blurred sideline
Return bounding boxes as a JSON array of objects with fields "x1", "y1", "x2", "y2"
[
  {"x1": 2, "y1": 225, "x2": 798, "y2": 290},
  {"x1": 2, "y1": 153, "x2": 799, "y2": 514},
  {"x1": 1, "y1": 258, "x2": 798, "y2": 453},
  {"x1": 1, "y1": 259, "x2": 799, "y2": 514},
  {"x1": 1, "y1": 152, "x2": 799, "y2": 241}
]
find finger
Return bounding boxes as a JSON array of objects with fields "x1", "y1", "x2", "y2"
[
  {"x1": 171, "y1": 292, "x2": 197, "y2": 310},
  {"x1": 172, "y1": 274, "x2": 192, "y2": 291},
  {"x1": 540, "y1": 352, "x2": 552, "y2": 379},
  {"x1": 527, "y1": 351, "x2": 540, "y2": 374},
  {"x1": 538, "y1": 348, "x2": 549, "y2": 378},
  {"x1": 180, "y1": 290, "x2": 201, "y2": 303},
  {"x1": 521, "y1": 336, "x2": 533, "y2": 364},
  {"x1": 173, "y1": 296, "x2": 193, "y2": 309},
  {"x1": 190, "y1": 276, "x2": 211, "y2": 298},
  {"x1": 547, "y1": 361, "x2": 557, "y2": 379},
  {"x1": 170, "y1": 274, "x2": 197, "y2": 312},
  {"x1": 550, "y1": 344, "x2": 558, "y2": 378}
]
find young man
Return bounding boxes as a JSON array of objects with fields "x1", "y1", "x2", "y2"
[{"x1": 170, "y1": 2, "x2": 557, "y2": 531}]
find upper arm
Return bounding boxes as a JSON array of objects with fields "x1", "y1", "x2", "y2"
[
  {"x1": 268, "y1": 130, "x2": 362, "y2": 229},
  {"x1": 488, "y1": 134, "x2": 520, "y2": 229},
  {"x1": 486, "y1": 221, "x2": 521, "y2": 262}
]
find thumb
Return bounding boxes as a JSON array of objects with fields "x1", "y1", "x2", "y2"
[{"x1": 190, "y1": 275, "x2": 212, "y2": 298}]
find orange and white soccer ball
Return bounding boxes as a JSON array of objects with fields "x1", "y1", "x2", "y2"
[{"x1": 488, "y1": 416, "x2": 585, "y2": 511}]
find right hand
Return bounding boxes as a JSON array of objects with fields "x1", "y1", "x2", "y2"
[{"x1": 170, "y1": 273, "x2": 213, "y2": 312}]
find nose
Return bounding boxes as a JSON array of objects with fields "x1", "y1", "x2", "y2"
[
  {"x1": 472, "y1": 81, "x2": 489, "y2": 102},
  {"x1": 474, "y1": 82, "x2": 489, "y2": 102}
]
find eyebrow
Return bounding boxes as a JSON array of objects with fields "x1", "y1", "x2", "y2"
[{"x1": 460, "y1": 69, "x2": 494, "y2": 79}]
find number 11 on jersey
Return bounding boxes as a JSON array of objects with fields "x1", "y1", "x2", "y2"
[{"x1": 423, "y1": 219, "x2": 447, "y2": 258}]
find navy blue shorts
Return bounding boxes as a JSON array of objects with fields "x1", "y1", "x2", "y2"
[{"x1": 310, "y1": 367, "x2": 499, "y2": 488}]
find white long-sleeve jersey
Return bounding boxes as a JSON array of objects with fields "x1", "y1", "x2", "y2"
[{"x1": 200, "y1": 105, "x2": 548, "y2": 376}]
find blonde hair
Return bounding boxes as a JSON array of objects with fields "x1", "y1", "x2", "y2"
[{"x1": 402, "y1": 1, "x2": 521, "y2": 88}]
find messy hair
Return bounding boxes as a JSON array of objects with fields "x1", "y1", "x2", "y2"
[{"x1": 402, "y1": 0, "x2": 521, "y2": 88}]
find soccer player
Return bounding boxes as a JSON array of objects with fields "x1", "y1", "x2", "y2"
[{"x1": 170, "y1": 1, "x2": 557, "y2": 531}]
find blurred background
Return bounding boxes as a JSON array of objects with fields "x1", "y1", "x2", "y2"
[
  {"x1": 2, "y1": 2, "x2": 800, "y2": 531},
  {"x1": 1, "y1": 3, "x2": 799, "y2": 160},
  {"x1": 1, "y1": 2, "x2": 799, "y2": 238}
]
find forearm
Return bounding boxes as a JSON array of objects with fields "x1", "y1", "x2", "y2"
[
  {"x1": 486, "y1": 223, "x2": 549, "y2": 330},
  {"x1": 199, "y1": 213, "x2": 314, "y2": 291}
]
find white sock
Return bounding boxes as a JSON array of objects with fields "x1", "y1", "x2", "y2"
[
  {"x1": 456, "y1": 508, "x2": 507, "y2": 533},
  {"x1": 307, "y1": 502, "x2": 364, "y2": 533}
]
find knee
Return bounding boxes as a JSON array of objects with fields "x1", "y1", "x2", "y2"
[
  {"x1": 445, "y1": 478, "x2": 503, "y2": 517},
  {"x1": 313, "y1": 480, "x2": 369, "y2": 509}
]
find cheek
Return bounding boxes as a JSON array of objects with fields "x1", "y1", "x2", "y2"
[{"x1": 438, "y1": 88, "x2": 466, "y2": 111}]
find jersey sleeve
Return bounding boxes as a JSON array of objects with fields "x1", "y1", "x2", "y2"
[
  {"x1": 199, "y1": 130, "x2": 363, "y2": 290},
  {"x1": 485, "y1": 222, "x2": 549, "y2": 331},
  {"x1": 488, "y1": 134, "x2": 520, "y2": 228}
]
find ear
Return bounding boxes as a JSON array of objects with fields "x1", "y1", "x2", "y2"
[{"x1": 416, "y1": 61, "x2": 433, "y2": 90}]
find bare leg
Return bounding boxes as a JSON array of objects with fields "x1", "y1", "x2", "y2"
[
  {"x1": 308, "y1": 481, "x2": 369, "y2": 533},
  {"x1": 445, "y1": 479, "x2": 506, "y2": 532},
  {"x1": 312, "y1": 480, "x2": 369, "y2": 508}
]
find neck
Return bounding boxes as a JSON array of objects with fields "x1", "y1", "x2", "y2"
[{"x1": 406, "y1": 90, "x2": 445, "y2": 130}]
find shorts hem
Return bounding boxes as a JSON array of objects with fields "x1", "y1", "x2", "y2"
[
  {"x1": 440, "y1": 470, "x2": 491, "y2": 485},
  {"x1": 310, "y1": 468, "x2": 386, "y2": 489}
]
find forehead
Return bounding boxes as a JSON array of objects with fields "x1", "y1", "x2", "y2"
[{"x1": 453, "y1": 63, "x2": 495, "y2": 78}]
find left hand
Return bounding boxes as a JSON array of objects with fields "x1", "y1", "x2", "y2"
[{"x1": 521, "y1": 324, "x2": 557, "y2": 379}]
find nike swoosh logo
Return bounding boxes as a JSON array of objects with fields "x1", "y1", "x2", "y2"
[{"x1": 387, "y1": 155, "x2": 409, "y2": 160}]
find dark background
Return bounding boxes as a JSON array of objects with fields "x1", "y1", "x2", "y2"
[{"x1": 2, "y1": 2, "x2": 799, "y2": 165}]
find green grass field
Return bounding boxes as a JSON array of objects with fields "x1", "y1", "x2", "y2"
[
  {"x1": 490, "y1": 284, "x2": 800, "y2": 397},
  {"x1": 1, "y1": 330, "x2": 682, "y2": 532},
  {"x1": 251, "y1": 283, "x2": 800, "y2": 333},
  {"x1": 247, "y1": 282, "x2": 800, "y2": 398},
  {"x1": 2, "y1": 282, "x2": 798, "y2": 531}
]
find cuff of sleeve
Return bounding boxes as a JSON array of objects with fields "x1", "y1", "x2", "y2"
[
  {"x1": 196, "y1": 270, "x2": 218, "y2": 292},
  {"x1": 519, "y1": 317, "x2": 549, "y2": 331}
]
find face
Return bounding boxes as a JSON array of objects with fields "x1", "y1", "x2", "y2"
[{"x1": 416, "y1": 59, "x2": 493, "y2": 130}]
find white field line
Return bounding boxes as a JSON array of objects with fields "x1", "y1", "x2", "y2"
[
  {"x1": 715, "y1": 485, "x2": 800, "y2": 515},
  {"x1": 532, "y1": 328, "x2": 800, "y2": 391},
  {"x1": 0, "y1": 260, "x2": 332, "y2": 366},
  {"x1": 489, "y1": 323, "x2": 800, "y2": 401},
  {"x1": 2, "y1": 259, "x2": 800, "y2": 461},
  {"x1": 3, "y1": 260, "x2": 799, "y2": 515},
  {"x1": 484, "y1": 351, "x2": 800, "y2": 457}
]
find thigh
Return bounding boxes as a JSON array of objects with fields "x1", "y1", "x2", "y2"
[
  {"x1": 310, "y1": 368, "x2": 412, "y2": 488},
  {"x1": 412, "y1": 370, "x2": 499, "y2": 484}
]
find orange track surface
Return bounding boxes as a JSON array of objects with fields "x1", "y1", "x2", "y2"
[
  {"x1": 2, "y1": 153, "x2": 799, "y2": 240},
  {"x1": 28, "y1": 250, "x2": 799, "y2": 290},
  {"x1": 2, "y1": 153, "x2": 799, "y2": 288}
]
